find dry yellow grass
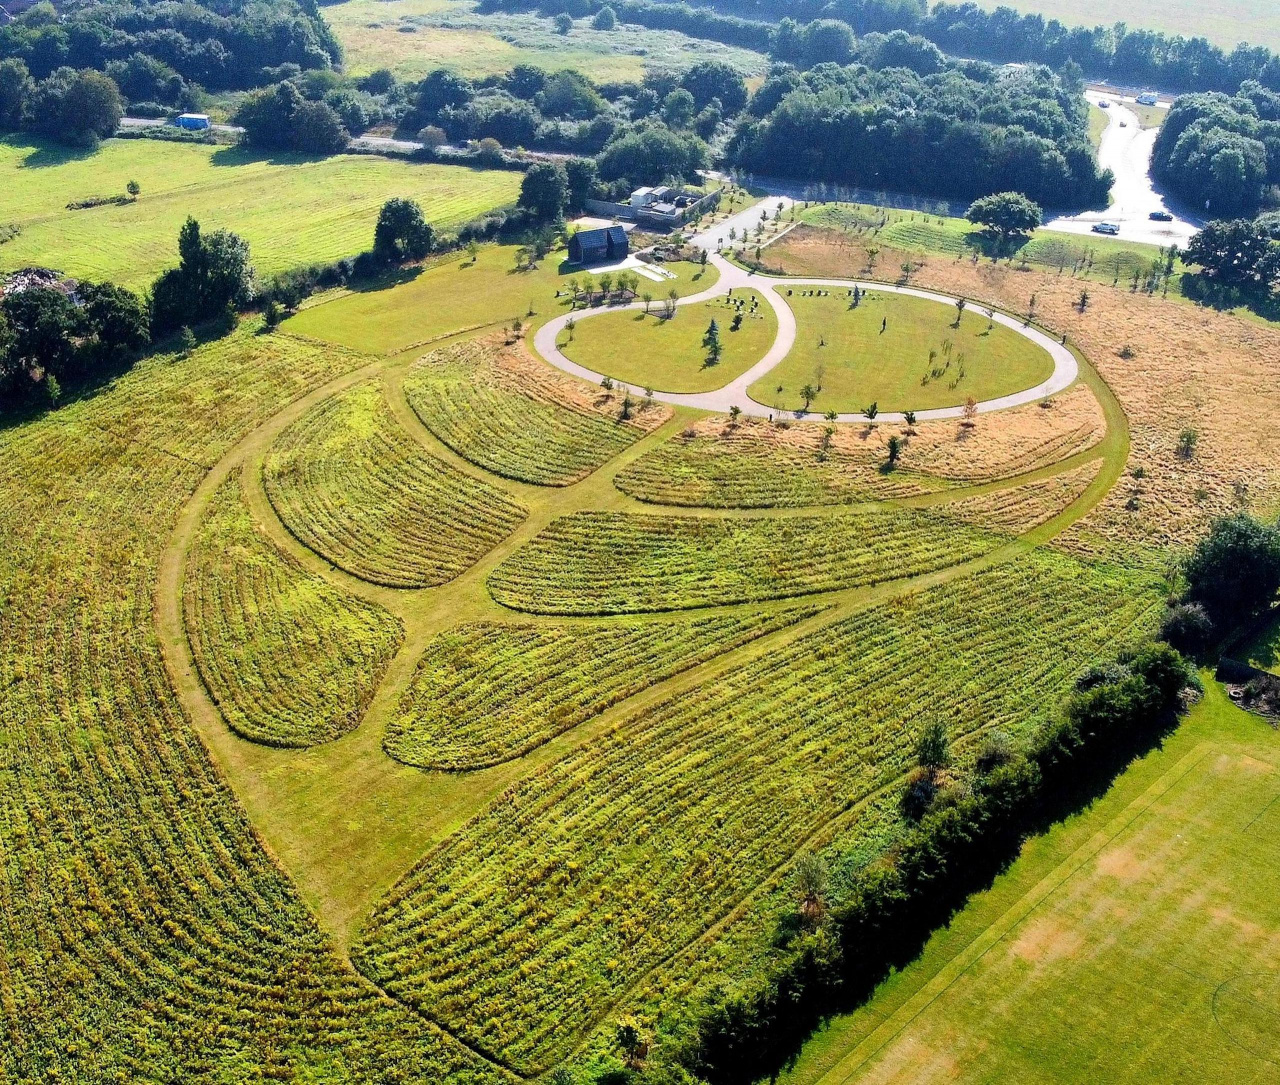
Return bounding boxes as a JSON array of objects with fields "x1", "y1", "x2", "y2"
[{"x1": 767, "y1": 226, "x2": 1280, "y2": 564}]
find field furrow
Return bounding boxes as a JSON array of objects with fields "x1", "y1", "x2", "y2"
[
  {"x1": 185, "y1": 472, "x2": 404, "y2": 747},
  {"x1": 487, "y1": 508, "x2": 1000, "y2": 614},
  {"x1": 263, "y1": 380, "x2": 526, "y2": 587},
  {"x1": 385, "y1": 607, "x2": 819, "y2": 770},
  {"x1": 353, "y1": 551, "x2": 1164, "y2": 1073}
]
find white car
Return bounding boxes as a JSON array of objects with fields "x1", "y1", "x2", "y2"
[{"x1": 1092, "y1": 222, "x2": 1121, "y2": 235}]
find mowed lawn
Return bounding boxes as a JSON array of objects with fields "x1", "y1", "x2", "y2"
[
  {"x1": 750, "y1": 291, "x2": 1054, "y2": 414},
  {"x1": 780, "y1": 681, "x2": 1280, "y2": 1085},
  {"x1": 561, "y1": 290, "x2": 776, "y2": 392},
  {"x1": 286, "y1": 244, "x2": 718, "y2": 354},
  {"x1": 0, "y1": 135, "x2": 520, "y2": 289}
]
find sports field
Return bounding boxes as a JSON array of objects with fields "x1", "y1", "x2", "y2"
[
  {"x1": 286, "y1": 244, "x2": 717, "y2": 354},
  {"x1": 0, "y1": 135, "x2": 520, "y2": 288},
  {"x1": 970, "y1": 0, "x2": 1280, "y2": 52},
  {"x1": 324, "y1": 0, "x2": 770, "y2": 82},
  {"x1": 749, "y1": 291, "x2": 1055, "y2": 414},
  {"x1": 779, "y1": 682, "x2": 1280, "y2": 1085},
  {"x1": 561, "y1": 289, "x2": 777, "y2": 392}
]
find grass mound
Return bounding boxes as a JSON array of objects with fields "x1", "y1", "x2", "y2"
[
  {"x1": 403, "y1": 338, "x2": 656, "y2": 486},
  {"x1": 487, "y1": 508, "x2": 999, "y2": 614},
  {"x1": 263, "y1": 381, "x2": 526, "y2": 587},
  {"x1": 354, "y1": 552, "x2": 1162, "y2": 1074},
  {"x1": 560, "y1": 289, "x2": 777, "y2": 393},
  {"x1": 384, "y1": 607, "x2": 817, "y2": 770},
  {"x1": 185, "y1": 473, "x2": 404, "y2": 747},
  {"x1": 751, "y1": 290, "x2": 1055, "y2": 414}
]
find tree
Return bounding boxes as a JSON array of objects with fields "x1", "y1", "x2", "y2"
[
  {"x1": 966, "y1": 192, "x2": 1042, "y2": 248},
  {"x1": 564, "y1": 157, "x2": 599, "y2": 210},
  {"x1": 150, "y1": 217, "x2": 254, "y2": 334},
  {"x1": 1185, "y1": 219, "x2": 1277, "y2": 290},
  {"x1": 681, "y1": 60, "x2": 747, "y2": 115},
  {"x1": 661, "y1": 88, "x2": 696, "y2": 129},
  {"x1": 615, "y1": 1017, "x2": 646, "y2": 1069},
  {"x1": 519, "y1": 161, "x2": 569, "y2": 219},
  {"x1": 27, "y1": 68, "x2": 123, "y2": 146},
  {"x1": 702, "y1": 318, "x2": 722, "y2": 364},
  {"x1": 903, "y1": 409, "x2": 917, "y2": 431},
  {"x1": 1177, "y1": 427, "x2": 1199, "y2": 460},
  {"x1": 417, "y1": 125, "x2": 448, "y2": 151},
  {"x1": 591, "y1": 5, "x2": 617, "y2": 30},
  {"x1": 374, "y1": 198, "x2": 434, "y2": 262},
  {"x1": 864, "y1": 401, "x2": 878, "y2": 420},
  {"x1": 126, "y1": 179, "x2": 141, "y2": 198},
  {"x1": 0, "y1": 58, "x2": 32, "y2": 131},
  {"x1": 799, "y1": 383, "x2": 817, "y2": 410},
  {"x1": 728, "y1": 404, "x2": 742, "y2": 423},
  {"x1": 886, "y1": 434, "x2": 902, "y2": 466},
  {"x1": 1183, "y1": 514, "x2": 1280, "y2": 623},
  {"x1": 80, "y1": 282, "x2": 150, "y2": 360},
  {"x1": 794, "y1": 854, "x2": 828, "y2": 924},
  {"x1": 962, "y1": 396, "x2": 978, "y2": 426},
  {"x1": 414, "y1": 70, "x2": 473, "y2": 120},
  {"x1": 915, "y1": 719, "x2": 951, "y2": 770},
  {"x1": 1, "y1": 287, "x2": 80, "y2": 381},
  {"x1": 235, "y1": 82, "x2": 347, "y2": 154},
  {"x1": 553, "y1": 13, "x2": 573, "y2": 34}
]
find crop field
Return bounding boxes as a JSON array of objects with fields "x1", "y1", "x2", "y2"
[
  {"x1": 765, "y1": 222, "x2": 1280, "y2": 567},
  {"x1": 185, "y1": 472, "x2": 404, "y2": 747},
  {"x1": 779, "y1": 684, "x2": 1280, "y2": 1085},
  {"x1": 0, "y1": 324, "x2": 508, "y2": 1082},
  {"x1": 403, "y1": 337, "x2": 666, "y2": 485},
  {"x1": 561, "y1": 289, "x2": 777, "y2": 392},
  {"x1": 615, "y1": 386, "x2": 1106, "y2": 508},
  {"x1": 0, "y1": 136, "x2": 520, "y2": 289},
  {"x1": 384, "y1": 608, "x2": 816, "y2": 770},
  {"x1": 263, "y1": 380, "x2": 526, "y2": 587},
  {"x1": 968, "y1": 0, "x2": 1280, "y2": 52},
  {"x1": 324, "y1": 0, "x2": 770, "y2": 82},
  {"x1": 938, "y1": 461, "x2": 1103, "y2": 535},
  {"x1": 285, "y1": 244, "x2": 717, "y2": 355},
  {"x1": 487, "y1": 508, "x2": 1002, "y2": 614},
  {"x1": 750, "y1": 290, "x2": 1055, "y2": 414},
  {"x1": 353, "y1": 551, "x2": 1163, "y2": 1075}
]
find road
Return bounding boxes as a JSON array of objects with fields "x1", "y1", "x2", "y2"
[
  {"x1": 1042, "y1": 91, "x2": 1200, "y2": 248},
  {"x1": 532, "y1": 252, "x2": 1077, "y2": 425}
]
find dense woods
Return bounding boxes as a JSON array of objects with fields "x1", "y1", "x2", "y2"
[
  {"x1": 729, "y1": 61, "x2": 1109, "y2": 208},
  {"x1": 1152, "y1": 82, "x2": 1280, "y2": 216}
]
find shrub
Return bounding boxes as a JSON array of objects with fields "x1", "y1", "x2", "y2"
[{"x1": 1183, "y1": 513, "x2": 1280, "y2": 624}]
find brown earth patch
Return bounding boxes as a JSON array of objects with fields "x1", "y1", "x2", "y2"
[{"x1": 1009, "y1": 915, "x2": 1086, "y2": 965}]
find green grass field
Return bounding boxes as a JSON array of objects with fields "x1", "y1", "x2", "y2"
[
  {"x1": 561, "y1": 289, "x2": 777, "y2": 392},
  {"x1": 1239, "y1": 611, "x2": 1280, "y2": 674},
  {"x1": 0, "y1": 135, "x2": 520, "y2": 289},
  {"x1": 749, "y1": 291, "x2": 1055, "y2": 414},
  {"x1": 285, "y1": 244, "x2": 717, "y2": 354},
  {"x1": 324, "y1": 0, "x2": 769, "y2": 82},
  {"x1": 778, "y1": 682, "x2": 1280, "y2": 1085},
  {"x1": 969, "y1": 0, "x2": 1280, "y2": 51}
]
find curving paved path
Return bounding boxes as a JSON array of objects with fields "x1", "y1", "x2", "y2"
[{"x1": 532, "y1": 253, "x2": 1078, "y2": 424}]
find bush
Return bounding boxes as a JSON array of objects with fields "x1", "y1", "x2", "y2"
[
  {"x1": 1160, "y1": 601, "x2": 1216, "y2": 655},
  {"x1": 1182, "y1": 513, "x2": 1280, "y2": 624}
]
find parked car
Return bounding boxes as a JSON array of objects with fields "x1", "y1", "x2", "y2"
[
  {"x1": 1092, "y1": 222, "x2": 1121, "y2": 235},
  {"x1": 1098, "y1": 99, "x2": 1111, "y2": 108},
  {"x1": 1149, "y1": 211, "x2": 1173, "y2": 222},
  {"x1": 1137, "y1": 92, "x2": 1159, "y2": 106},
  {"x1": 1119, "y1": 120, "x2": 1128, "y2": 127}
]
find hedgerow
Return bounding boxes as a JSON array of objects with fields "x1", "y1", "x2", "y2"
[
  {"x1": 384, "y1": 607, "x2": 818, "y2": 770},
  {"x1": 263, "y1": 380, "x2": 526, "y2": 587},
  {"x1": 185, "y1": 472, "x2": 404, "y2": 747},
  {"x1": 403, "y1": 338, "x2": 652, "y2": 486},
  {"x1": 0, "y1": 326, "x2": 504, "y2": 1082},
  {"x1": 353, "y1": 551, "x2": 1163, "y2": 1075},
  {"x1": 487, "y1": 508, "x2": 999, "y2": 614}
]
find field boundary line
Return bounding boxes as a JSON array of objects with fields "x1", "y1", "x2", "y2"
[{"x1": 815, "y1": 740, "x2": 1218, "y2": 1085}]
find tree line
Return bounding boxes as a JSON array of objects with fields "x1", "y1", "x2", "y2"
[
  {"x1": 1151, "y1": 81, "x2": 1280, "y2": 217},
  {"x1": 0, "y1": 0, "x2": 339, "y2": 95},
  {"x1": 729, "y1": 61, "x2": 1109, "y2": 208}
]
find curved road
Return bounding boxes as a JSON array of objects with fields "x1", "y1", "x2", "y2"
[
  {"x1": 1043, "y1": 91, "x2": 1200, "y2": 247},
  {"x1": 532, "y1": 253, "x2": 1078, "y2": 424}
]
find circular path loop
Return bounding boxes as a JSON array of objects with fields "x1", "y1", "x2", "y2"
[{"x1": 534, "y1": 245, "x2": 1078, "y2": 425}]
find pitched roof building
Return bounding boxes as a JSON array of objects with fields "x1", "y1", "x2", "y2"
[{"x1": 568, "y1": 225, "x2": 628, "y2": 265}]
